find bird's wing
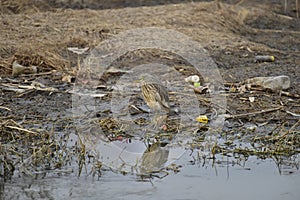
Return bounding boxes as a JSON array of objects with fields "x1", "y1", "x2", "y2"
[{"x1": 153, "y1": 85, "x2": 170, "y2": 109}]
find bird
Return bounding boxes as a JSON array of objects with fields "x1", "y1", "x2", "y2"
[
  {"x1": 139, "y1": 74, "x2": 170, "y2": 114},
  {"x1": 137, "y1": 74, "x2": 170, "y2": 130}
]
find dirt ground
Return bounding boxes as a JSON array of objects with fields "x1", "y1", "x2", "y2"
[
  {"x1": 0, "y1": 0, "x2": 299, "y2": 180},
  {"x1": 0, "y1": 0, "x2": 299, "y2": 84}
]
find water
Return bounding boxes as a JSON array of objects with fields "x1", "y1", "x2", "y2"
[{"x1": 2, "y1": 153, "x2": 299, "y2": 200}]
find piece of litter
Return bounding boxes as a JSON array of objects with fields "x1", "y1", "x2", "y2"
[
  {"x1": 196, "y1": 115, "x2": 208, "y2": 123},
  {"x1": 67, "y1": 47, "x2": 89, "y2": 55},
  {"x1": 185, "y1": 75, "x2": 200, "y2": 83},
  {"x1": 249, "y1": 97, "x2": 255, "y2": 102}
]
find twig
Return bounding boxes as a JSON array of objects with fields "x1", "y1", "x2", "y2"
[
  {"x1": 286, "y1": 110, "x2": 300, "y2": 117},
  {"x1": 226, "y1": 106, "x2": 283, "y2": 119},
  {"x1": 297, "y1": 0, "x2": 299, "y2": 18},
  {"x1": 279, "y1": 119, "x2": 300, "y2": 138},
  {"x1": 6, "y1": 125, "x2": 37, "y2": 135},
  {"x1": 280, "y1": 91, "x2": 300, "y2": 98},
  {"x1": 285, "y1": 0, "x2": 288, "y2": 14},
  {"x1": 19, "y1": 70, "x2": 57, "y2": 77},
  {"x1": 0, "y1": 106, "x2": 11, "y2": 111}
]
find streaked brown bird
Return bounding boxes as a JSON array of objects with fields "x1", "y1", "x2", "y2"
[{"x1": 139, "y1": 74, "x2": 170, "y2": 114}]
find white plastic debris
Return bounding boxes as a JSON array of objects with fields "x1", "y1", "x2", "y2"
[
  {"x1": 249, "y1": 97, "x2": 255, "y2": 102},
  {"x1": 262, "y1": 75, "x2": 290, "y2": 90},
  {"x1": 185, "y1": 75, "x2": 200, "y2": 83},
  {"x1": 243, "y1": 75, "x2": 290, "y2": 91},
  {"x1": 12, "y1": 61, "x2": 37, "y2": 76},
  {"x1": 67, "y1": 47, "x2": 89, "y2": 55}
]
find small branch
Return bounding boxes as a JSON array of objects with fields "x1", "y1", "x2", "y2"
[
  {"x1": 297, "y1": 0, "x2": 299, "y2": 18},
  {"x1": 6, "y1": 125, "x2": 37, "y2": 135},
  {"x1": 0, "y1": 106, "x2": 11, "y2": 111},
  {"x1": 226, "y1": 106, "x2": 283, "y2": 119},
  {"x1": 279, "y1": 119, "x2": 300, "y2": 138}
]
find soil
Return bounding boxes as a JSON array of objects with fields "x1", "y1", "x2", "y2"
[{"x1": 0, "y1": 0, "x2": 299, "y2": 180}]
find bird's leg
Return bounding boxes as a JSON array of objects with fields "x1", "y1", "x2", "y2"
[{"x1": 152, "y1": 113, "x2": 168, "y2": 130}]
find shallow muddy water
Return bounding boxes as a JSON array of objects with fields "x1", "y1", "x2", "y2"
[{"x1": 2, "y1": 152, "x2": 299, "y2": 200}]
